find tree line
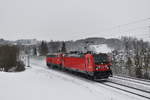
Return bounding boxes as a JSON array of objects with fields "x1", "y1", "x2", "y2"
[
  {"x1": 38, "y1": 41, "x2": 66, "y2": 56},
  {"x1": 112, "y1": 37, "x2": 150, "y2": 79}
]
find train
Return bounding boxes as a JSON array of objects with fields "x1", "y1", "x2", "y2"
[{"x1": 46, "y1": 52, "x2": 112, "y2": 80}]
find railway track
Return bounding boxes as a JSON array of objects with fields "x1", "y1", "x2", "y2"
[
  {"x1": 112, "y1": 76, "x2": 150, "y2": 86},
  {"x1": 108, "y1": 80, "x2": 150, "y2": 93},
  {"x1": 116, "y1": 75, "x2": 150, "y2": 83},
  {"x1": 97, "y1": 81, "x2": 150, "y2": 100},
  {"x1": 102, "y1": 75, "x2": 150, "y2": 99},
  {"x1": 96, "y1": 75, "x2": 150, "y2": 100}
]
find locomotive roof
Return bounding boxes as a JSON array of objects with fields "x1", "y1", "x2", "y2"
[
  {"x1": 46, "y1": 53, "x2": 61, "y2": 57},
  {"x1": 47, "y1": 53, "x2": 61, "y2": 55},
  {"x1": 64, "y1": 53, "x2": 84, "y2": 57}
]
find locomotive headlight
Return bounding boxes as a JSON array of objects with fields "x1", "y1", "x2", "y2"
[
  {"x1": 96, "y1": 65, "x2": 109, "y2": 70},
  {"x1": 96, "y1": 67, "x2": 99, "y2": 70},
  {"x1": 96, "y1": 66, "x2": 101, "y2": 70}
]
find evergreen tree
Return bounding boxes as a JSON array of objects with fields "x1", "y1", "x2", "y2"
[
  {"x1": 61, "y1": 42, "x2": 66, "y2": 53},
  {"x1": 39, "y1": 41, "x2": 48, "y2": 56},
  {"x1": 143, "y1": 48, "x2": 150, "y2": 79},
  {"x1": 33, "y1": 47, "x2": 37, "y2": 56},
  {"x1": 48, "y1": 41, "x2": 61, "y2": 53},
  {"x1": 126, "y1": 57, "x2": 132, "y2": 76},
  {"x1": 112, "y1": 50, "x2": 119, "y2": 74}
]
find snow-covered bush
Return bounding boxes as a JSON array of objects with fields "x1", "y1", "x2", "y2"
[{"x1": 15, "y1": 61, "x2": 25, "y2": 72}]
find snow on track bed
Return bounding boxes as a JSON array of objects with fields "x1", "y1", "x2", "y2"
[
  {"x1": 113, "y1": 76, "x2": 150, "y2": 86},
  {"x1": 109, "y1": 76, "x2": 150, "y2": 93},
  {"x1": 115, "y1": 75, "x2": 150, "y2": 83},
  {"x1": 100, "y1": 80, "x2": 150, "y2": 99},
  {"x1": 29, "y1": 57, "x2": 149, "y2": 100}
]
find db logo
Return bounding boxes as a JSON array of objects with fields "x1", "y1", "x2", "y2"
[{"x1": 89, "y1": 66, "x2": 92, "y2": 68}]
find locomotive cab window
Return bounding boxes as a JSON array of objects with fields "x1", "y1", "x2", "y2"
[{"x1": 94, "y1": 54, "x2": 109, "y2": 64}]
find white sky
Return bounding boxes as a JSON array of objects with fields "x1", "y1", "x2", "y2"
[{"x1": 0, "y1": 0, "x2": 150, "y2": 41}]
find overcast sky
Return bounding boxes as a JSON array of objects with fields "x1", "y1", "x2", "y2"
[{"x1": 0, "y1": 0, "x2": 150, "y2": 41}]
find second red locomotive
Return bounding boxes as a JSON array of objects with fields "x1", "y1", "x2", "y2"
[{"x1": 46, "y1": 52, "x2": 112, "y2": 79}]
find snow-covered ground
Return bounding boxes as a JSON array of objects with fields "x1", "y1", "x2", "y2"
[{"x1": 0, "y1": 56, "x2": 148, "y2": 100}]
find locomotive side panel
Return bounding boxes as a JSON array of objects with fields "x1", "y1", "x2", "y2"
[
  {"x1": 52, "y1": 57, "x2": 62, "y2": 65},
  {"x1": 63, "y1": 57, "x2": 86, "y2": 71},
  {"x1": 46, "y1": 54, "x2": 62, "y2": 67}
]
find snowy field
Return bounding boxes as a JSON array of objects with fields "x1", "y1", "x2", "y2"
[{"x1": 0, "y1": 56, "x2": 148, "y2": 100}]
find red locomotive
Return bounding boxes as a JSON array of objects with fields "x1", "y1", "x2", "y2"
[{"x1": 46, "y1": 52, "x2": 112, "y2": 79}]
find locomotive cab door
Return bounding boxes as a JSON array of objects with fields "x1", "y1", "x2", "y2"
[{"x1": 85, "y1": 54, "x2": 94, "y2": 73}]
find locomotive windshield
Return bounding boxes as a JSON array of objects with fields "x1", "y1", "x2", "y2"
[{"x1": 94, "y1": 54, "x2": 109, "y2": 64}]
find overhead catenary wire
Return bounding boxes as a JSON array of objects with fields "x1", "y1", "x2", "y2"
[
  {"x1": 103, "y1": 18, "x2": 150, "y2": 32},
  {"x1": 98, "y1": 17, "x2": 150, "y2": 38}
]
